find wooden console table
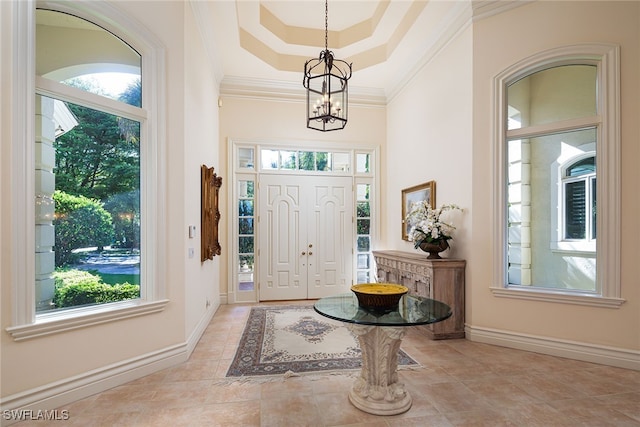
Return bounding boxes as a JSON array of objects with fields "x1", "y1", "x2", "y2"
[{"x1": 372, "y1": 250, "x2": 466, "y2": 339}]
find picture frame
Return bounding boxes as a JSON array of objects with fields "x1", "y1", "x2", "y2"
[
  {"x1": 401, "y1": 181, "x2": 436, "y2": 241},
  {"x1": 201, "y1": 165, "x2": 223, "y2": 261}
]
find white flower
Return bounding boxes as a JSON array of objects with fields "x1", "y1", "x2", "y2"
[{"x1": 405, "y1": 203, "x2": 461, "y2": 249}]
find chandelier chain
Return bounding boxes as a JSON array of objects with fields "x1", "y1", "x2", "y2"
[{"x1": 324, "y1": 0, "x2": 328, "y2": 51}]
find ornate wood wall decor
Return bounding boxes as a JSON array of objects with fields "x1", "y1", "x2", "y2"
[{"x1": 201, "y1": 165, "x2": 222, "y2": 261}]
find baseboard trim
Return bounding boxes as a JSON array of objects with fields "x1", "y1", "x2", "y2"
[
  {"x1": 466, "y1": 325, "x2": 640, "y2": 371},
  {"x1": 0, "y1": 343, "x2": 187, "y2": 426},
  {"x1": 1, "y1": 304, "x2": 221, "y2": 426},
  {"x1": 186, "y1": 301, "x2": 220, "y2": 356}
]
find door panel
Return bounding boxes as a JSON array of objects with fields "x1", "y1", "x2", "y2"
[
  {"x1": 259, "y1": 177, "x2": 307, "y2": 300},
  {"x1": 259, "y1": 175, "x2": 353, "y2": 301},
  {"x1": 307, "y1": 177, "x2": 353, "y2": 298}
]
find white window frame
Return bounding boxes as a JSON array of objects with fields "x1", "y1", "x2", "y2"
[
  {"x1": 550, "y1": 144, "x2": 597, "y2": 255},
  {"x1": 7, "y1": 0, "x2": 168, "y2": 341},
  {"x1": 490, "y1": 43, "x2": 624, "y2": 308},
  {"x1": 560, "y1": 152, "x2": 596, "y2": 245}
]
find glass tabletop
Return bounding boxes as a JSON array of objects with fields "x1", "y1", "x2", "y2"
[{"x1": 314, "y1": 293, "x2": 452, "y2": 326}]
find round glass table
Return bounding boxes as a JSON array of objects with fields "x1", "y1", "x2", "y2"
[{"x1": 314, "y1": 293, "x2": 452, "y2": 415}]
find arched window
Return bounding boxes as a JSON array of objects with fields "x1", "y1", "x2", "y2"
[
  {"x1": 504, "y1": 63, "x2": 598, "y2": 292},
  {"x1": 35, "y1": 9, "x2": 144, "y2": 313},
  {"x1": 491, "y1": 44, "x2": 622, "y2": 306},
  {"x1": 7, "y1": 2, "x2": 167, "y2": 338}
]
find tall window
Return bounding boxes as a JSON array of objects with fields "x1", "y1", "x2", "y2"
[
  {"x1": 356, "y1": 183, "x2": 372, "y2": 283},
  {"x1": 492, "y1": 44, "x2": 622, "y2": 305},
  {"x1": 238, "y1": 179, "x2": 255, "y2": 292},
  {"x1": 8, "y1": 3, "x2": 166, "y2": 338},
  {"x1": 355, "y1": 152, "x2": 373, "y2": 284},
  {"x1": 506, "y1": 65, "x2": 597, "y2": 291},
  {"x1": 36, "y1": 10, "x2": 143, "y2": 313}
]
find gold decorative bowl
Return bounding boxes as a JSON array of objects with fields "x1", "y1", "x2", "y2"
[{"x1": 351, "y1": 283, "x2": 409, "y2": 311}]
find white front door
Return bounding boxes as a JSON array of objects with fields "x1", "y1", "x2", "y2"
[{"x1": 258, "y1": 175, "x2": 353, "y2": 300}]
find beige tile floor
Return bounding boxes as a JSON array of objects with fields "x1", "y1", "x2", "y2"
[{"x1": 15, "y1": 302, "x2": 640, "y2": 426}]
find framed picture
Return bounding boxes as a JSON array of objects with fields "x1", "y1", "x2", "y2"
[{"x1": 401, "y1": 181, "x2": 436, "y2": 241}]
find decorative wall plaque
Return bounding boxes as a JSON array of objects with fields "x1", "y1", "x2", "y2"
[{"x1": 201, "y1": 165, "x2": 222, "y2": 261}]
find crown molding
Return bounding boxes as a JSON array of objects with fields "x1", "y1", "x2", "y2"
[
  {"x1": 219, "y1": 76, "x2": 386, "y2": 107},
  {"x1": 471, "y1": 0, "x2": 534, "y2": 22}
]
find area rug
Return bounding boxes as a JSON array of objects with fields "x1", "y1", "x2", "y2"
[{"x1": 226, "y1": 305, "x2": 418, "y2": 378}]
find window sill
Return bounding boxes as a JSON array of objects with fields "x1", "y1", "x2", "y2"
[
  {"x1": 490, "y1": 287, "x2": 625, "y2": 308},
  {"x1": 6, "y1": 299, "x2": 169, "y2": 341},
  {"x1": 551, "y1": 241, "x2": 596, "y2": 255}
]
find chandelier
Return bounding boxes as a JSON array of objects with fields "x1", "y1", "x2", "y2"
[{"x1": 303, "y1": 0, "x2": 352, "y2": 131}]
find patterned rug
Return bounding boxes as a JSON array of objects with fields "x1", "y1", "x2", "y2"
[{"x1": 226, "y1": 305, "x2": 418, "y2": 378}]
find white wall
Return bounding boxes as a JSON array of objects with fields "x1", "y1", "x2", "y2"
[
  {"x1": 0, "y1": 0, "x2": 220, "y2": 411},
  {"x1": 384, "y1": 26, "x2": 473, "y2": 262},
  {"x1": 470, "y1": 1, "x2": 640, "y2": 351},
  {"x1": 183, "y1": 3, "x2": 221, "y2": 338}
]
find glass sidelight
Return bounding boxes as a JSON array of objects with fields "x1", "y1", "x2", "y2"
[{"x1": 238, "y1": 179, "x2": 255, "y2": 291}]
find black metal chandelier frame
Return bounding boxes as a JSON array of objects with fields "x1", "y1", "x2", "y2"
[{"x1": 303, "y1": 0, "x2": 352, "y2": 132}]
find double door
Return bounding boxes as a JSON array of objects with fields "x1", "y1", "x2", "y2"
[{"x1": 258, "y1": 175, "x2": 353, "y2": 300}]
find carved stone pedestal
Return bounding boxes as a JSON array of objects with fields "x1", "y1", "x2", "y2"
[{"x1": 346, "y1": 325, "x2": 411, "y2": 415}]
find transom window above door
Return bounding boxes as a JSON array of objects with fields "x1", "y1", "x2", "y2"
[{"x1": 237, "y1": 147, "x2": 372, "y2": 174}]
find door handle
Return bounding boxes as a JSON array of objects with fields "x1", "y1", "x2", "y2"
[
  {"x1": 308, "y1": 251, "x2": 313, "y2": 255},
  {"x1": 302, "y1": 251, "x2": 306, "y2": 255}
]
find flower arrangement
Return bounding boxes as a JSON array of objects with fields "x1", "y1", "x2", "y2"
[{"x1": 405, "y1": 203, "x2": 461, "y2": 249}]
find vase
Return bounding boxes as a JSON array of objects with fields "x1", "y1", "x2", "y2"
[{"x1": 418, "y1": 240, "x2": 449, "y2": 259}]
